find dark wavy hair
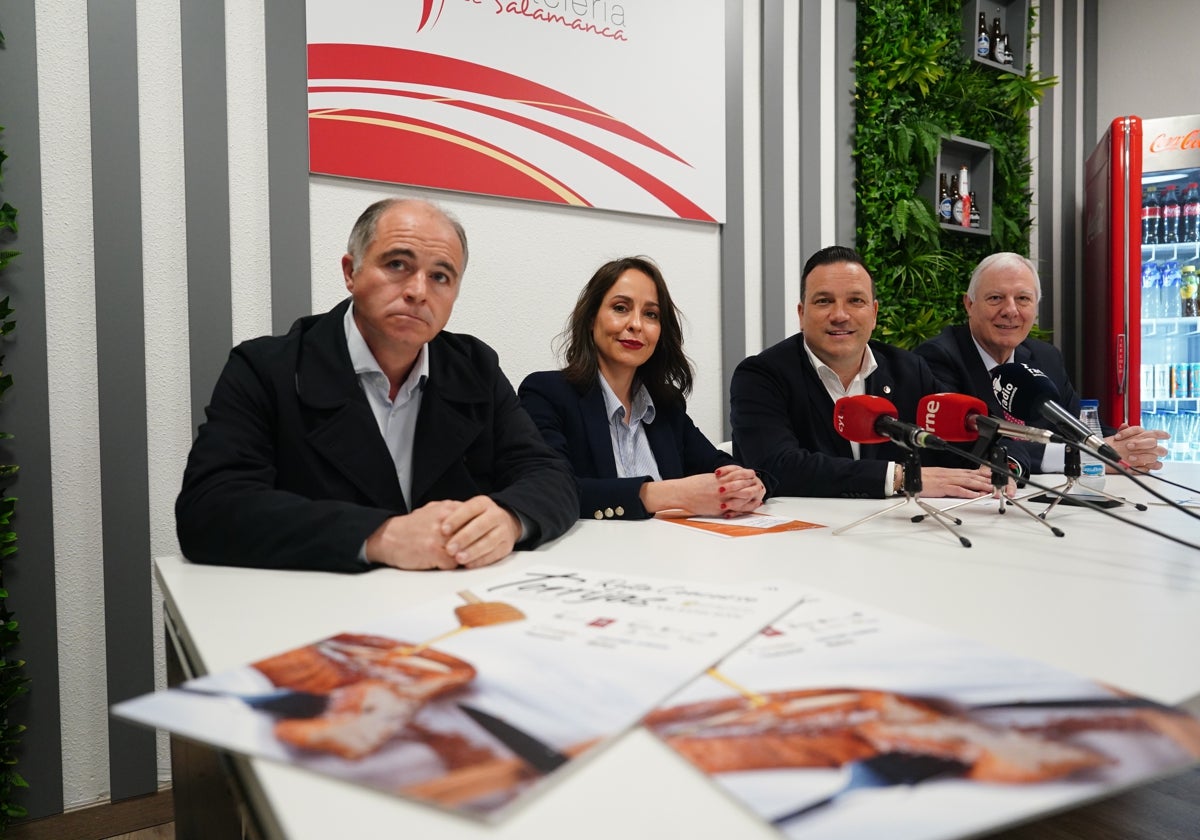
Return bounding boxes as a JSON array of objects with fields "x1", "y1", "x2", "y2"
[{"x1": 560, "y1": 256, "x2": 692, "y2": 407}]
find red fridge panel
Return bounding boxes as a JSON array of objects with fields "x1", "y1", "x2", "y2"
[{"x1": 1082, "y1": 116, "x2": 1142, "y2": 426}]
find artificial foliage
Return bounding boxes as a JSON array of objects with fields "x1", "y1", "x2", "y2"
[
  {"x1": 854, "y1": 0, "x2": 1056, "y2": 347},
  {"x1": 0, "y1": 21, "x2": 29, "y2": 829}
]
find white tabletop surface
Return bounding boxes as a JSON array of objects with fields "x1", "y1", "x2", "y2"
[{"x1": 156, "y1": 464, "x2": 1200, "y2": 839}]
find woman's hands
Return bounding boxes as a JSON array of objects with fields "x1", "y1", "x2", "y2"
[{"x1": 639, "y1": 466, "x2": 766, "y2": 517}]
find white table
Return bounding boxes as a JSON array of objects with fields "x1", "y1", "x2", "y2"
[{"x1": 158, "y1": 465, "x2": 1200, "y2": 839}]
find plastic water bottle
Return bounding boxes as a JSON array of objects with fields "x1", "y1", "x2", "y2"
[{"x1": 1077, "y1": 399, "x2": 1106, "y2": 490}]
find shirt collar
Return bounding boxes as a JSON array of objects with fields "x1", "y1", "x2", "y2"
[
  {"x1": 597, "y1": 374, "x2": 656, "y2": 425},
  {"x1": 344, "y1": 302, "x2": 428, "y2": 399},
  {"x1": 801, "y1": 338, "x2": 878, "y2": 389},
  {"x1": 969, "y1": 332, "x2": 1006, "y2": 372}
]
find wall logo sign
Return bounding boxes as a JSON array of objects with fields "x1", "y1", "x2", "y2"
[{"x1": 307, "y1": 0, "x2": 724, "y2": 222}]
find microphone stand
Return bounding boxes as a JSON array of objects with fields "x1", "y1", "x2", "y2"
[
  {"x1": 832, "y1": 446, "x2": 970, "y2": 547},
  {"x1": 931, "y1": 434, "x2": 1064, "y2": 538},
  {"x1": 1033, "y1": 444, "x2": 1147, "y2": 518}
]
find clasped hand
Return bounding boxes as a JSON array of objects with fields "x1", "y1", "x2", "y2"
[
  {"x1": 1108, "y1": 423, "x2": 1170, "y2": 473},
  {"x1": 365, "y1": 495, "x2": 521, "y2": 571}
]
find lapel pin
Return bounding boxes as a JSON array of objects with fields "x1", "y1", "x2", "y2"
[{"x1": 883, "y1": 385, "x2": 892, "y2": 394}]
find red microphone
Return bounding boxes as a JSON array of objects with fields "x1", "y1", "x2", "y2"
[
  {"x1": 918, "y1": 392, "x2": 1059, "y2": 445},
  {"x1": 833, "y1": 394, "x2": 895, "y2": 444},
  {"x1": 919, "y1": 393, "x2": 988, "y2": 442},
  {"x1": 835, "y1": 394, "x2": 947, "y2": 450}
]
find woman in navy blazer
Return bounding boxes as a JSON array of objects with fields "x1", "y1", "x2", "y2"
[{"x1": 519, "y1": 256, "x2": 768, "y2": 520}]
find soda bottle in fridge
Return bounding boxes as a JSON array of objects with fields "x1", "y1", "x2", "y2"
[
  {"x1": 1161, "y1": 183, "x2": 1181, "y2": 244},
  {"x1": 1142, "y1": 186, "x2": 1160, "y2": 244},
  {"x1": 1182, "y1": 182, "x2": 1200, "y2": 242}
]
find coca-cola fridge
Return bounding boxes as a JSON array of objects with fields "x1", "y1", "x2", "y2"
[{"x1": 1083, "y1": 114, "x2": 1200, "y2": 463}]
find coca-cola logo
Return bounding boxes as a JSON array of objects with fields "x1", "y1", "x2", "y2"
[{"x1": 1148, "y1": 129, "x2": 1200, "y2": 154}]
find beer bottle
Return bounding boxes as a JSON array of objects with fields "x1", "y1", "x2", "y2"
[
  {"x1": 938, "y1": 173, "x2": 952, "y2": 222},
  {"x1": 976, "y1": 12, "x2": 990, "y2": 58},
  {"x1": 990, "y1": 12, "x2": 1003, "y2": 62},
  {"x1": 969, "y1": 191, "x2": 981, "y2": 228}
]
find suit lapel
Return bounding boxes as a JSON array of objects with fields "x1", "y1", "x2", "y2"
[
  {"x1": 296, "y1": 300, "x2": 407, "y2": 511},
  {"x1": 580, "y1": 384, "x2": 620, "y2": 478},
  {"x1": 409, "y1": 336, "x2": 487, "y2": 503},
  {"x1": 798, "y1": 344, "x2": 854, "y2": 459}
]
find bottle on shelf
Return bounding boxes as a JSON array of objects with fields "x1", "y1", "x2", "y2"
[
  {"x1": 1001, "y1": 33, "x2": 1014, "y2": 65},
  {"x1": 938, "y1": 173, "x2": 952, "y2": 222},
  {"x1": 968, "y1": 190, "x2": 981, "y2": 228},
  {"x1": 1182, "y1": 264, "x2": 1198, "y2": 318},
  {"x1": 989, "y1": 12, "x2": 1003, "y2": 63},
  {"x1": 1077, "y1": 399, "x2": 1106, "y2": 491},
  {"x1": 953, "y1": 164, "x2": 969, "y2": 226},
  {"x1": 1161, "y1": 183, "x2": 1181, "y2": 244},
  {"x1": 1142, "y1": 186, "x2": 1160, "y2": 245},
  {"x1": 976, "y1": 11, "x2": 990, "y2": 58},
  {"x1": 1160, "y1": 260, "x2": 1182, "y2": 318},
  {"x1": 1182, "y1": 182, "x2": 1200, "y2": 242},
  {"x1": 1142, "y1": 260, "x2": 1161, "y2": 321}
]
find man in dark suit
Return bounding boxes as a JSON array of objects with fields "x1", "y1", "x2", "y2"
[
  {"x1": 176, "y1": 198, "x2": 577, "y2": 572},
  {"x1": 914, "y1": 252, "x2": 1168, "y2": 474},
  {"x1": 730, "y1": 245, "x2": 1000, "y2": 499}
]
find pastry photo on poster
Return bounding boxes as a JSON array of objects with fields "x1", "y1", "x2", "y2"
[
  {"x1": 113, "y1": 565, "x2": 797, "y2": 821},
  {"x1": 645, "y1": 590, "x2": 1200, "y2": 840}
]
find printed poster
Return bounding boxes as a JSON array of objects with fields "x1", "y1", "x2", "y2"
[
  {"x1": 646, "y1": 590, "x2": 1200, "y2": 839},
  {"x1": 306, "y1": 0, "x2": 725, "y2": 221},
  {"x1": 114, "y1": 565, "x2": 795, "y2": 821}
]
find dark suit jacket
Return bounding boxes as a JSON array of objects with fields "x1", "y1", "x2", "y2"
[
  {"x1": 914, "y1": 324, "x2": 1099, "y2": 474},
  {"x1": 730, "y1": 335, "x2": 942, "y2": 498},
  {"x1": 176, "y1": 299, "x2": 577, "y2": 572},
  {"x1": 519, "y1": 370, "x2": 755, "y2": 520}
]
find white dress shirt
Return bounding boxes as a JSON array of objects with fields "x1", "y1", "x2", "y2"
[
  {"x1": 344, "y1": 303, "x2": 428, "y2": 510},
  {"x1": 597, "y1": 375, "x2": 662, "y2": 480},
  {"x1": 801, "y1": 339, "x2": 897, "y2": 496}
]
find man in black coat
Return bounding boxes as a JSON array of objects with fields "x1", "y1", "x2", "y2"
[
  {"x1": 914, "y1": 252, "x2": 1168, "y2": 474},
  {"x1": 731, "y1": 246, "x2": 1001, "y2": 499},
  {"x1": 176, "y1": 198, "x2": 577, "y2": 573}
]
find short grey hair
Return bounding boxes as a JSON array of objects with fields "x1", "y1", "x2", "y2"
[
  {"x1": 345, "y1": 197, "x2": 469, "y2": 274},
  {"x1": 967, "y1": 252, "x2": 1041, "y2": 303}
]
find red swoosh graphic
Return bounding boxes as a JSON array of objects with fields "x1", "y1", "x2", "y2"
[
  {"x1": 310, "y1": 85, "x2": 714, "y2": 221},
  {"x1": 417, "y1": 0, "x2": 435, "y2": 31},
  {"x1": 308, "y1": 43, "x2": 688, "y2": 166},
  {"x1": 309, "y1": 109, "x2": 588, "y2": 207}
]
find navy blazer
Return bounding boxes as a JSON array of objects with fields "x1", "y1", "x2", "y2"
[
  {"x1": 730, "y1": 335, "x2": 943, "y2": 498},
  {"x1": 914, "y1": 324, "x2": 1102, "y2": 474},
  {"x1": 519, "y1": 370, "x2": 752, "y2": 520},
  {"x1": 176, "y1": 299, "x2": 578, "y2": 572}
]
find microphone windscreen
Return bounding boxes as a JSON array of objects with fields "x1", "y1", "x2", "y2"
[
  {"x1": 919, "y1": 392, "x2": 987, "y2": 442},
  {"x1": 991, "y1": 362, "x2": 1060, "y2": 422},
  {"x1": 833, "y1": 394, "x2": 897, "y2": 444}
]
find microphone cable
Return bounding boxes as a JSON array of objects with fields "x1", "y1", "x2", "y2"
[{"x1": 935, "y1": 440, "x2": 1200, "y2": 553}]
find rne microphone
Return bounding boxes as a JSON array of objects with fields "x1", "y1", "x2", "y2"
[
  {"x1": 918, "y1": 392, "x2": 1059, "y2": 445},
  {"x1": 990, "y1": 363, "x2": 1120, "y2": 461},
  {"x1": 834, "y1": 394, "x2": 948, "y2": 451}
]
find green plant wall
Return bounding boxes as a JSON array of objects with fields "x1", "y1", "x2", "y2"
[
  {"x1": 854, "y1": 0, "x2": 1056, "y2": 348},
  {"x1": 0, "y1": 21, "x2": 29, "y2": 830}
]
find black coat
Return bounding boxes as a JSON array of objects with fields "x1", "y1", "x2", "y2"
[
  {"x1": 518, "y1": 370, "x2": 753, "y2": 520},
  {"x1": 176, "y1": 299, "x2": 577, "y2": 572},
  {"x1": 730, "y1": 335, "x2": 942, "y2": 498}
]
